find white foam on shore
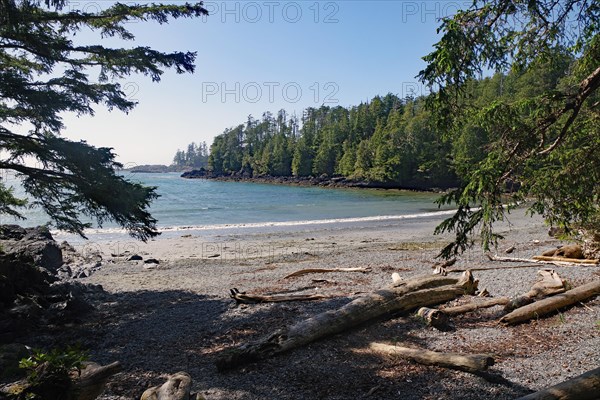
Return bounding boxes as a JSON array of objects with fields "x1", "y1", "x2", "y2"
[{"x1": 51, "y1": 209, "x2": 457, "y2": 237}]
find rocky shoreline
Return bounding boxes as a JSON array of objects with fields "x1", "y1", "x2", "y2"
[
  {"x1": 0, "y1": 225, "x2": 108, "y2": 346},
  {"x1": 181, "y1": 169, "x2": 452, "y2": 192}
]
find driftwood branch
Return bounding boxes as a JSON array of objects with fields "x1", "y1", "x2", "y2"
[
  {"x1": 435, "y1": 264, "x2": 540, "y2": 274},
  {"x1": 442, "y1": 297, "x2": 510, "y2": 316},
  {"x1": 516, "y1": 366, "x2": 600, "y2": 400},
  {"x1": 487, "y1": 254, "x2": 594, "y2": 267},
  {"x1": 229, "y1": 288, "x2": 329, "y2": 304},
  {"x1": 216, "y1": 272, "x2": 477, "y2": 371},
  {"x1": 532, "y1": 255, "x2": 598, "y2": 264},
  {"x1": 370, "y1": 342, "x2": 494, "y2": 373},
  {"x1": 284, "y1": 267, "x2": 371, "y2": 279},
  {"x1": 500, "y1": 280, "x2": 600, "y2": 325}
]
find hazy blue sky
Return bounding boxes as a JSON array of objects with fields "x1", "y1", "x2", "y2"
[{"x1": 61, "y1": 1, "x2": 471, "y2": 165}]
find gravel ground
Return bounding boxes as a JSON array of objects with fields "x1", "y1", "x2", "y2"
[{"x1": 22, "y1": 210, "x2": 600, "y2": 399}]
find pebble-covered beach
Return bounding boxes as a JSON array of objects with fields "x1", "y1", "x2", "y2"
[{"x1": 29, "y1": 209, "x2": 599, "y2": 399}]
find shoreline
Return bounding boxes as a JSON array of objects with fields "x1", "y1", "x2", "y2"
[
  {"x1": 53, "y1": 208, "x2": 458, "y2": 245},
  {"x1": 180, "y1": 171, "x2": 456, "y2": 193},
  {"x1": 68, "y1": 207, "x2": 552, "y2": 266}
]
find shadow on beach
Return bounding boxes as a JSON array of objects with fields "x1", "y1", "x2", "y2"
[{"x1": 23, "y1": 287, "x2": 534, "y2": 400}]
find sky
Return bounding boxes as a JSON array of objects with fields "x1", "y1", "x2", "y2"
[{"x1": 60, "y1": 0, "x2": 472, "y2": 166}]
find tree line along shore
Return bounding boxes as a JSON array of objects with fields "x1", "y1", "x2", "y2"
[{"x1": 163, "y1": 51, "x2": 573, "y2": 193}]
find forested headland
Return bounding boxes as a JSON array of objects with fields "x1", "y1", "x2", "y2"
[{"x1": 178, "y1": 51, "x2": 573, "y2": 191}]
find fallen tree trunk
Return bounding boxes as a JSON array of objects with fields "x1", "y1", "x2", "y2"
[
  {"x1": 532, "y1": 255, "x2": 599, "y2": 264},
  {"x1": 505, "y1": 270, "x2": 566, "y2": 312},
  {"x1": 284, "y1": 267, "x2": 371, "y2": 279},
  {"x1": 500, "y1": 280, "x2": 600, "y2": 325},
  {"x1": 488, "y1": 254, "x2": 596, "y2": 267},
  {"x1": 369, "y1": 342, "x2": 494, "y2": 374},
  {"x1": 216, "y1": 272, "x2": 477, "y2": 371},
  {"x1": 442, "y1": 297, "x2": 510, "y2": 316},
  {"x1": 516, "y1": 366, "x2": 600, "y2": 400},
  {"x1": 229, "y1": 288, "x2": 330, "y2": 304}
]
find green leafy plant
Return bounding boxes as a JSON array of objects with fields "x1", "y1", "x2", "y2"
[{"x1": 14, "y1": 346, "x2": 88, "y2": 400}]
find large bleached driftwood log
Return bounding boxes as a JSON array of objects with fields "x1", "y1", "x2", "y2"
[
  {"x1": 516, "y1": 366, "x2": 600, "y2": 400},
  {"x1": 500, "y1": 280, "x2": 600, "y2": 325},
  {"x1": 369, "y1": 342, "x2": 494, "y2": 373},
  {"x1": 229, "y1": 288, "x2": 330, "y2": 304},
  {"x1": 541, "y1": 244, "x2": 584, "y2": 259},
  {"x1": 215, "y1": 272, "x2": 477, "y2": 371},
  {"x1": 504, "y1": 270, "x2": 566, "y2": 312}
]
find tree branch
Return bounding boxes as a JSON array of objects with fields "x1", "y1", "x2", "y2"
[{"x1": 538, "y1": 65, "x2": 600, "y2": 155}]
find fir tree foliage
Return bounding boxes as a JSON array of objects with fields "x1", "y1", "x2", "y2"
[
  {"x1": 418, "y1": 0, "x2": 600, "y2": 257},
  {"x1": 0, "y1": 0, "x2": 208, "y2": 240}
]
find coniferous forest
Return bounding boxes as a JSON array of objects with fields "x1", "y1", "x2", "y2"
[{"x1": 178, "y1": 52, "x2": 573, "y2": 190}]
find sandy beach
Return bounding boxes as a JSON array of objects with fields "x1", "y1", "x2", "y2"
[{"x1": 29, "y1": 209, "x2": 599, "y2": 399}]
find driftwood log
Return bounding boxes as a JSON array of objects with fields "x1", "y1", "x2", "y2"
[
  {"x1": 505, "y1": 270, "x2": 566, "y2": 312},
  {"x1": 532, "y1": 255, "x2": 598, "y2": 264},
  {"x1": 229, "y1": 288, "x2": 329, "y2": 304},
  {"x1": 417, "y1": 297, "x2": 509, "y2": 330},
  {"x1": 441, "y1": 297, "x2": 510, "y2": 316},
  {"x1": 74, "y1": 361, "x2": 122, "y2": 400},
  {"x1": 500, "y1": 279, "x2": 600, "y2": 325},
  {"x1": 416, "y1": 307, "x2": 453, "y2": 331},
  {"x1": 434, "y1": 264, "x2": 541, "y2": 275},
  {"x1": 541, "y1": 244, "x2": 584, "y2": 259},
  {"x1": 284, "y1": 267, "x2": 371, "y2": 279},
  {"x1": 370, "y1": 342, "x2": 494, "y2": 373},
  {"x1": 488, "y1": 254, "x2": 596, "y2": 267},
  {"x1": 516, "y1": 366, "x2": 600, "y2": 400},
  {"x1": 216, "y1": 272, "x2": 477, "y2": 371},
  {"x1": 140, "y1": 371, "x2": 192, "y2": 400}
]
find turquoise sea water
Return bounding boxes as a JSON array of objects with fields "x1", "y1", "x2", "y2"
[{"x1": 1, "y1": 172, "x2": 452, "y2": 241}]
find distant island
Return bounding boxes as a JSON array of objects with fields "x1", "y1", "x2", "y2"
[{"x1": 125, "y1": 164, "x2": 182, "y2": 173}]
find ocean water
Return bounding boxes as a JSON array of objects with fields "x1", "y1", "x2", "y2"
[{"x1": 1, "y1": 172, "x2": 452, "y2": 242}]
